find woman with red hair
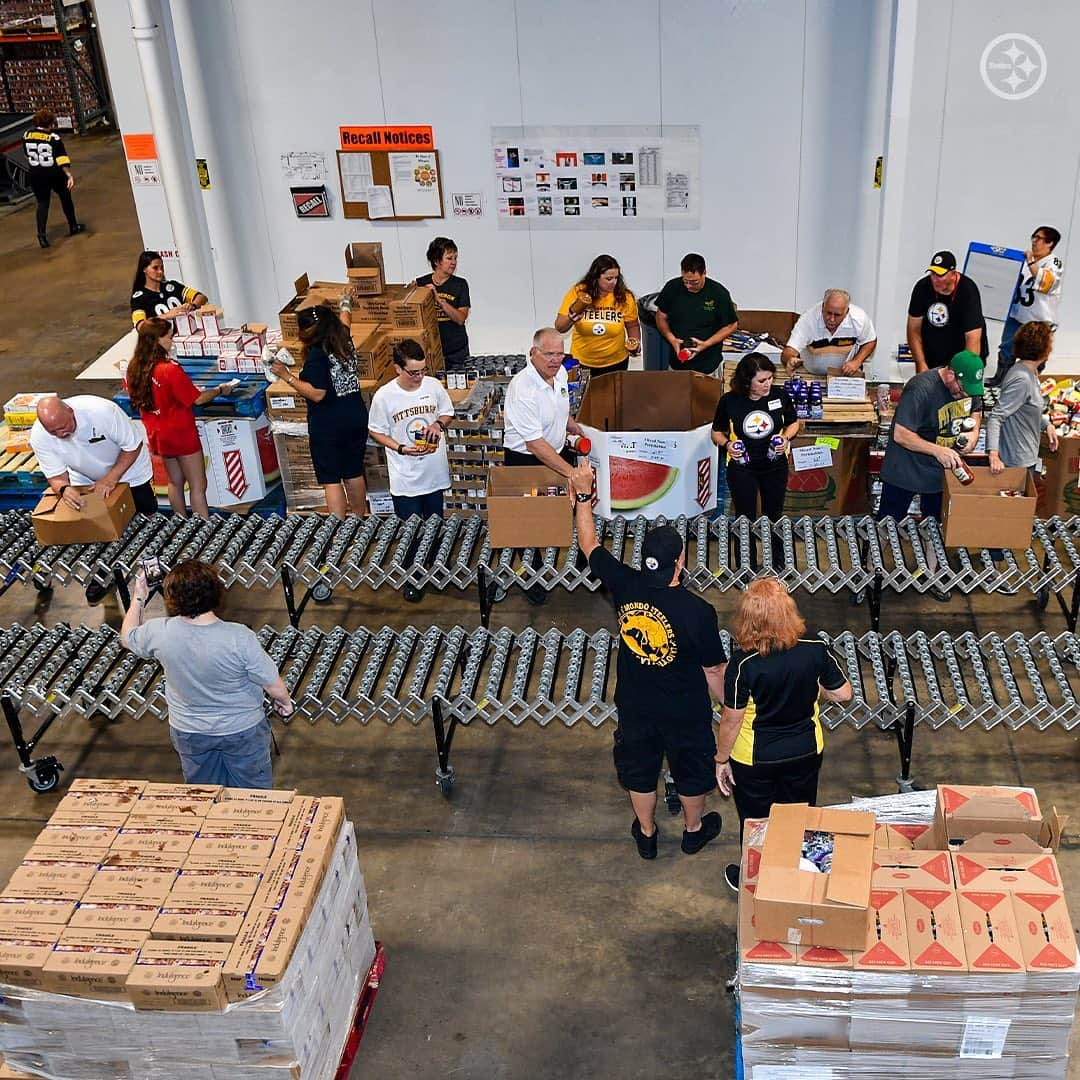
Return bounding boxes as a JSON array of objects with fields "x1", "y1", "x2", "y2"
[{"x1": 715, "y1": 577, "x2": 851, "y2": 890}]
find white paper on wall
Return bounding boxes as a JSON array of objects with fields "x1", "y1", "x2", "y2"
[
  {"x1": 340, "y1": 152, "x2": 374, "y2": 201},
  {"x1": 388, "y1": 152, "x2": 440, "y2": 217},
  {"x1": 280, "y1": 151, "x2": 326, "y2": 183}
]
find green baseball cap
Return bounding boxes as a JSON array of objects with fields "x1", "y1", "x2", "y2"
[{"x1": 949, "y1": 350, "x2": 984, "y2": 396}]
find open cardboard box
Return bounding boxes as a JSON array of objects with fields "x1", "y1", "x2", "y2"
[
  {"x1": 942, "y1": 466, "x2": 1036, "y2": 550},
  {"x1": 344, "y1": 242, "x2": 385, "y2": 295},
  {"x1": 578, "y1": 371, "x2": 721, "y2": 519},
  {"x1": 754, "y1": 804, "x2": 875, "y2": 950},
  {"x1": 487, "y1": 465, "x2": 572, "y2": 549},
  {"x1": 914, "y1": 783, "x2": 1066, "y2": 852},
  {"x1": 31, "y1": 484, "x2": 135, "y2": 545}
]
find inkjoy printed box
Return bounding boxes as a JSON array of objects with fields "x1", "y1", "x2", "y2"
[{"x1": 577, "y1": 371, "x2": 721, "y2": 519}]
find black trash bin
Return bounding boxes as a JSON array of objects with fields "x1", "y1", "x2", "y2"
[{"x1": 638, "y1": 292, "x2": 672, "y2": 371}]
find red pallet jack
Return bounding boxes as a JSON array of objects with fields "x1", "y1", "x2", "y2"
[{"x1": 334, "y1": 942, "x2": 386, "y2": 1078}]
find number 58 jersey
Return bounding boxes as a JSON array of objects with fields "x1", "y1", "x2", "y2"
[
  {"x1": 1010, "y1": 252, "x2": 1064, "y2": 327},
  {"x1": 22, "y1": 129, "x2": 70, "y2": 179}
]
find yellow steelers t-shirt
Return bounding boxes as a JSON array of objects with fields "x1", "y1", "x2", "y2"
[{"x1": 560, "y1": 286, "x2": 638, "y2": 368}]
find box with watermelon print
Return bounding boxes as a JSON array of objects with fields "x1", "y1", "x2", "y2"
[
  {"x1": 577, "y1": 371, "x2": 721, "y2": 519},
  {"x1": 1035, "y1": 434, "x2": 1080, "y2": 518}
]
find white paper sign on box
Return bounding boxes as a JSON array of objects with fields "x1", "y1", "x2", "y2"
[
  {"x1": 826, "y1": 374, "x2": 867, "y2": 400},
  {"x1": 197, "y1": 414, "x2": 280, "y2": 508},
  {"x1": 791, "y1": 444, "x2": 833, "y2": 472},
  {"x1": 582, "y1": 423, "x2": 718, "y2": 519}
]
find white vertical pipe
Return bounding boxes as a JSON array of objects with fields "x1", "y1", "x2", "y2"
[
  {"x1": 128, "y1": 0, "x2": 218, "y2": 300},
  {"x1": 871, "y1": 0, "x2": 919, "y2": 382}
]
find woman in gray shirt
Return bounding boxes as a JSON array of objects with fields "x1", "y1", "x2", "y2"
[
  {"x1": 986, "y1": 321, "x2": 1058, "y2": 474},
  {"x1": 122, "y1": 560, "x2": 293, "y2": 787}
]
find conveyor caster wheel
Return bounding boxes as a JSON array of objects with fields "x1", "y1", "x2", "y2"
[
  {"x1": 27, "y1": 761, "x2": 62, "y2": 793},
  {"x1": 664, "y1": 779, "x2": 681, "y2": 815},
  {"x1": 311, "y1": 583, "x2": 333, "y2": 604},
  {"x1": 1036, "y1": 586, "x2": 1050, "y2": 612},
  {"x1": 436, "y1": 765, "x2": 455, "y2": 798}
]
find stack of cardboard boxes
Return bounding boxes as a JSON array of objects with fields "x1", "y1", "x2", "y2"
[
  {"x1": 3, "y1": 393, "x2": 53, "y2": 455},
  {"x1": 268, "y1": 243, "x2": 443, "y2": 515},
  {"x1": 737, "y1": 786, "x2": 1077, "y2": 1078},
  {"x1": 0, "y1": 779, "x2": 375, "y2": 1079}
]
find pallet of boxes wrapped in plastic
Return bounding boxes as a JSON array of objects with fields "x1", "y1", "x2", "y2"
[
  {"x1": 0, "y1": 780, "x2": 377, "y2": 1080},
  {"x1": 735, "y1": 787, "x2": 1078, "y2": 1079}
]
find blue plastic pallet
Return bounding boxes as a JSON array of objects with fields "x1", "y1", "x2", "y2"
[{"x1": 114, "y1": 383, "x2": 268, "y2": 421}]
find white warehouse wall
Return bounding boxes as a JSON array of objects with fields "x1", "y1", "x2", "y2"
[{"x1": 93, "y1": 0, "x2": 1080, "y2": 372}]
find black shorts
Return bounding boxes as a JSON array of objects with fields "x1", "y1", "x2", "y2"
[
  {"x1": 309, "y1": 427, "x2": 367, "y2": 486},
  {"x1": 613, "y1": 720, "x2": 717, "y2": 797}
]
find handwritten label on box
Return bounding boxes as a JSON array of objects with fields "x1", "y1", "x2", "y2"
[
  {"x1": 792, "y1": 445, "x2": 833, "y2": 472},
  {"x1": 826, "y1": 375, "x2": 867, "y2": 400}
]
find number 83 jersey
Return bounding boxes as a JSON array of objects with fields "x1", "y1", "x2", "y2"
[
  {"x1": 1010, "y1": 252, "x2": 1064, "y2": 327},
  {"x1": 22, "y1": 129, "x2": 70, "y2": 178}
]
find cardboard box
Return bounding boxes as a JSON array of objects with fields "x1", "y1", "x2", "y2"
[
  {"x1": 41, "y1": 927, "x2": 147, "y2": 999},
  {"x1": 956, "y1": 888, "x2": 1025, "y2": 971},
  {"x1": 3, "y1": 865, "x2": 93, "y2": 901},
  {"x1": 68, "y1": 903, "x2": 159, "y2": 932},
  {"x1": 266, "y1": 380, "x2": 308, "y2": 425},
  {"x1": 36, "y1": 824, "x2": 119, "y2": 848},
  {"x1": 737, "y1": 879, "x2": 796, "y2": 965},
  {"x1": 486, "y1": 465, "x2": 572, "y2": 548},
  {"x1": 196, "y1": 414, "x2": 280, "y2": 509},
  {"x1": 902, "y1": 888, "x2": 967, "y2": 971},
  {"x1": 754, "y1": 804, "x2": 875, "y2": 951},
  {"x1": 110, "y1": 828, "x2": 198, "y2": 854},
  {"x1": 125, "y1": 939, "x2": 231, "y2": 1011},
  {"x1": 55, "y1": 791, "x2": 140, "y2": 815},
  {"x1": 731, "y1": 309, "x2": 800, "y2": 343},
  {"x1": 0, "y1": 922, "x2": 62, "y2": 989},
  {"x1": 21, "y1": 843, "x2": 109, "y2": 865},
  {"x1": 0, "y1": 899, "x2": 76, "y2": 925},
  {"x1": 951, "y1": 849, "x2": 1063, "y2": 891},
  {"x1": 578, "y1": 371, "x2": 721, "y2": 519},
  {"x1": 853, "y1": 888, "x2": 910, "y2": 970},
  {"x1": 223, "y1": 908, "x2": 277, "y2": 1001},
  {"x1": 127, "y1": 796, "x2": 212, "y2": 819},
  {"x1": 203, "y1": 800, "x2": 291, "y2": 827},
  {"x1": 1010, "y1": 890, "x2": 1077, "y2": 969},
  {"x1": 221, "y1": 787, "x2": 296, "y2": 804},
  {"x1": 1034, "y1": 434, "x2": 1080, "y2": 516},
  {"x1": 152, "y1": 907, "x2": 248, "y2": 942},
  {"x1": 141, "y1": 782, "x2": 222, "y2": 799},
  {"x1": 344, "y1": 242, "x2": 385, "y2": 295},
  {"x1": 99, "y1": 848, "x2": 186, "y2": 871},
  {"x1": 83, "y1": 868, "x2": 177, "y2": 906},
  {"x1": 68, "y1": 778, "x2": 148, "y2": 796},
  {"x1": 942, "y1": 466, "x2": 1036, "y2": 550},
  {"x1": 31, "y1": 484, "x2": 135, "y2": 545},
  {"x1": 917, "y1": 784, "x2": 1061, "y2": 851},
  {"x1": 186, "y1": 836, "x2": 277, "y2": 869},
  {"x1": 5, "y1": 392, "x2": 56, "y2": 429},
  {"x1": 168, "y1": 869, "x2": 261, "y2": 906},
  {"x1": 350, "y1": 320, "x2": 392, "y2": 380},
  {"x1": 786, "y1": 436, "x2": 871, "y2": 517},
  {"x1": 45, "y1": 808, "x2": 130, "y2": 828},
  {"x1": 873, "y1": 822, "x2": 931, "y2": 849},
  {"x1": 871, "y1": 849, "x2": 954, "y2": 890}
]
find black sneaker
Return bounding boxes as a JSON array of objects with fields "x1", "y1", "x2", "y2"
[
  {"x1": 929, "y1": 585, "x2": 951, "y2": 603},
  {"x1": 724, "y1": 863, "x2": 740, "y2": 891},
  {"x1": 69, "y1": 223, "x2": 86, "y2": 236},
  {"x1": 403, "y1": 583, "x2": 424, "y2": 603},
  {"x1": 85, "y1": 578, "x2": 113, "y2": 606},
  {"x1": 38, "y1": 234, "x2": 50, "y2": 249},
  {"x1": 681, "y1": 810, "x2": 721, "y2": 855},
  {"x1": 631, "y1": 819, "x2": 658, "y2": 860},
  {"x1": 525, "y1": 583, "x2": 547, "y2": 606}
]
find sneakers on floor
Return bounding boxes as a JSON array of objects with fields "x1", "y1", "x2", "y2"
[
  {"x1": 403, "y1": 583, "x2": 424, "y2": 603},
  {"x1": 69, "y1": 223, "x2": 86, "y2": 236},
  {"x1": 84, "y1": 579, "x2": 113, "y2": 606},
  {"x1": 631, "y1": 819, "x2": 658, "y2": 860},
  {"x1": 681, "y1": 811, "x2": 721, "y2": 855},
  {"x1": 724, "y1": 863, "x2": 740, "y2": 891}
]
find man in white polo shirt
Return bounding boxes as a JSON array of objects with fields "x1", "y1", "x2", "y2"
[
  {"x1": 782, "y1": 289, "x2": 877, "y2": 377},
  {"x1": 503, "y1": 326, "x2": 584, "y2": 473},
  {"x1": 31, "y1": 395, "x2": 156, "y2": 603}
]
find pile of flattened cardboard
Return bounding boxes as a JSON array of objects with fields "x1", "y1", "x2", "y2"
[
  {"x1": 0, "y1": 779, "x2": 375, "y2": 1079},
  {"x1": 737, "y1": 785, "x2": 1077, "y2": 1078}
]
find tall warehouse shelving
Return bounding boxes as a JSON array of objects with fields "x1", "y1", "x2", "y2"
[{"x1": 0, "y1": 0, "x2": 111, "y2": 132}]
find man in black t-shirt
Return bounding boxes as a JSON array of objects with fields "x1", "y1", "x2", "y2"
[
  {"x1": 655, "y1": 253, "x2": 739, "y2": 374},
  {"x1": 907, "y1": 250, "x2": 988, "y2": 371},
  {"x1": 570, "y1": 461, "x2": 728, "y2": 860}
]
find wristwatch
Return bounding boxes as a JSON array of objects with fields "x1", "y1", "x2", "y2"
[
  {"x1": 396, "y1": 444, "x2": 406, "y2": 455},
  {"x1": 575, "y1": 492, "x2": 592, "y2": 503}
]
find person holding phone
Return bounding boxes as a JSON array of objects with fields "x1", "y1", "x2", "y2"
[
  {"x1": 131, "y1": 250, "x2": 208, "y2": 327},
  {"x1": 413, "y1": 237, "x2": 471, "y2": 367},
  {"x1": 125, "y1": 317, "x2": 234, "y2": 518},
  {"x1": 121, "y1": 559, "x2": 293, "y2": 788},
  {"x1": 555, "y1": 255, "x2": 641, "y2": 374}
]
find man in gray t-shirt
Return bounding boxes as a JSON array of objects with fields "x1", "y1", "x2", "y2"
[{"x1": 121, "y1": 560, "x2": 292, "y2": 788}]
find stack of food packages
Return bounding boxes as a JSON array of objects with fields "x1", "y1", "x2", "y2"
[
  {"x1": 737, "y1": 785, "x2": 1077, "y2": 1078},
  {"x1": 0, "y1": 779, "x2": 375, "y2": 1080},
  {"x1": 168, "y1": 308, "x2": 268, "y2": 374},
  {"x1": 1042, "y1": 376, "x2": 1080, "y2": 438},
  {"x1": 3, "y1": 394, "x2": 55, "y2": 454},
  {"x1": 268, "y1": 243, "x2": 447, "y2": 515}
]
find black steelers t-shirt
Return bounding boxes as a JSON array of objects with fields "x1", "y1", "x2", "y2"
[
  {"x1": 712, "y1": 388, "x2": 797, "y2": 465},
  {"x1": 131, "y1": 280, "x2": 199, "y2": 324},
  {"x1": 589, "y1": 547, "x2": 727, "y2": 732}
]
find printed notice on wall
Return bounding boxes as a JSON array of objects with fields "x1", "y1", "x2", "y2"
[
  {"x1": 280, "y1": 151, "x2": 326, "y2": 183},
  {"x1": 129, "y1": 160, "x2": 159, "y2": 186},
  {"x1": 388, "y1": 152, "x2": 440, "y2": 217},
  {"x1": 339, "y1": 152, "x2": 373, "y2": 202},
  {"x1": 451, "y1": 192, "x2": 483, "y2": 217},
  {"x1": 491, "y1": 125, "x2": 700, "y2": 229}
]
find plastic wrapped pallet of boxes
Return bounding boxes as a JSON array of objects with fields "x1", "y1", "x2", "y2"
[
  {"x1": 0, "y1": 781, "x2": 376, "y2": 1080},
  {"x1": 735, "y1": 789, "x2": 1080, "y2": 1079}
]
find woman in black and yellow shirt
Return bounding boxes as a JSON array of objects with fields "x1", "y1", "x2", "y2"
[
  {"x1": 715, "y1": 578, "x2": 851, "y2": 890},
  {"x1": 23, "y1": 109, "x2": 85, "y2": 248},
  {"x1": 130, "y1": 250, "x2": 208, "y2": 327}
]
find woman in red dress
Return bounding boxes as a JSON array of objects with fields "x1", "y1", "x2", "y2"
[{"x1": 126, "y1": 318, "x2": 234, "y2": 517}]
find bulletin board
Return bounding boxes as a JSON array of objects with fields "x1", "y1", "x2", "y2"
[
  {"x1": 335, "y1": 149, "x2": 444, "y2": 221},
  {"x1": 491, "y1": 124, "x2": 700, "y2": 230},
  {"x1": 963, "y1": 242, "x2": 1025, "y2": 322}
]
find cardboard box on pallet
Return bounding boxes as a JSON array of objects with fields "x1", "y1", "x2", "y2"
[
  {"x1": 344, "y1": 242, "x2": 385, "y2": 295},
  {"x1": 0, "y1": 922, "x2": 62, "y2": 989},
  {"x1": 36, "y1": 823, "x2": 120, "y2": 848},
  {"x1": 956, "y1": 888, "x2": 1026, "y2": 972},
  {"x1": 68, "y1": 903, "x2": 160, "y2": 932},
  {"x1": 99, "y1": 848, "x2": 186, "y2": 872},
  {"x1": 21, "y1": 842, "x2": 110, "y2": 865},
  {"x1": 351, "y1": 321, "x2": 393, "y2": 380},
  {"x1": 82, "y1": 868, "x2": 177, "y2": 906},
  {"x1": 0, "y1": 899, "x2": 76, "y2": 925},
  {"x1": 68, "y1": 778, "x2": 148, "y2": 796},
  {"x1": 168, "y1": 868, "x2": 262, "y2": 907},
  {"x1": 915, "y1": 783, "x2": 1065, "y2": 852},
  {"x1": 125, "y1": 938, "x2": 232, "y2": 1011},
  {"x1": 152, "y1": 905, "x2": 249, "y2": 942},
  {"x1": 109, "y1": 828, "x2": 198, "y2": 855},
  {"x1": 40, "y1": 927, "x2": 148, "y2": 999},
  {"x1": 349, "y1": 283, "x2": 438, "y2": 330},
  {"x1": 3, "y1": 865, "x2": 94, "y2": 902},
  {"x1": 871, "y1": 848, "x2": 954, "y2": 890}
]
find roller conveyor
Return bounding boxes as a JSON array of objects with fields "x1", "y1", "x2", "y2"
[{"x1": 3, "y1": 621, "x2": 1080, "y2": 795}]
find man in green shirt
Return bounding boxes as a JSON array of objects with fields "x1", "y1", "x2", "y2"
[{"x1": 655, "y1": 253, "x2": 739, "y2": 375}]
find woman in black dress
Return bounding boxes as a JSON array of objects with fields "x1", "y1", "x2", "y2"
[{"x1": 270, "y1": 304, "x2": 368, "y2": 516}]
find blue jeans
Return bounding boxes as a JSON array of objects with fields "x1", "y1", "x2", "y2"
[
  {"x1": 169, "y1": 718, "x2": 272, "y2": 788},
  {"x1": 391, "y1": 490, "x2": 444, "y2": 520},
  {"x1": 998, "y1": 316, "x2": 1021, "y2": 365}
]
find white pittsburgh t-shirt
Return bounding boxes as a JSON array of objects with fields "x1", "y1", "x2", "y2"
[
  {"x1": 786, "y1": 302, "x2": 876, "y2": 375},
  {"x1": 503, "y1": 362, "x2": 570, "y2": 454},
  {"x1": 30, "y1": 395, "x2": 153, "y2": 487},
  {"x1": 1009, "y1": 252, "x2": 1064, "y2": 326},
  {"x1": 368, "y1": 376, "x2": 453, "y2": 497}
]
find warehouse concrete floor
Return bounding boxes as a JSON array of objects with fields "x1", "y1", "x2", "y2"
[{"x1": 0, "y1": 134, "x2": 1077, "y2": 1079}]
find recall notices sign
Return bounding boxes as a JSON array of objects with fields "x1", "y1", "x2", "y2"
[
  {"x1": 339, "y1": 125, "x2": 434, "y2": 150},
  {"x1": 291, "y1": 185, "x2": 329, "y2": 218}
]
